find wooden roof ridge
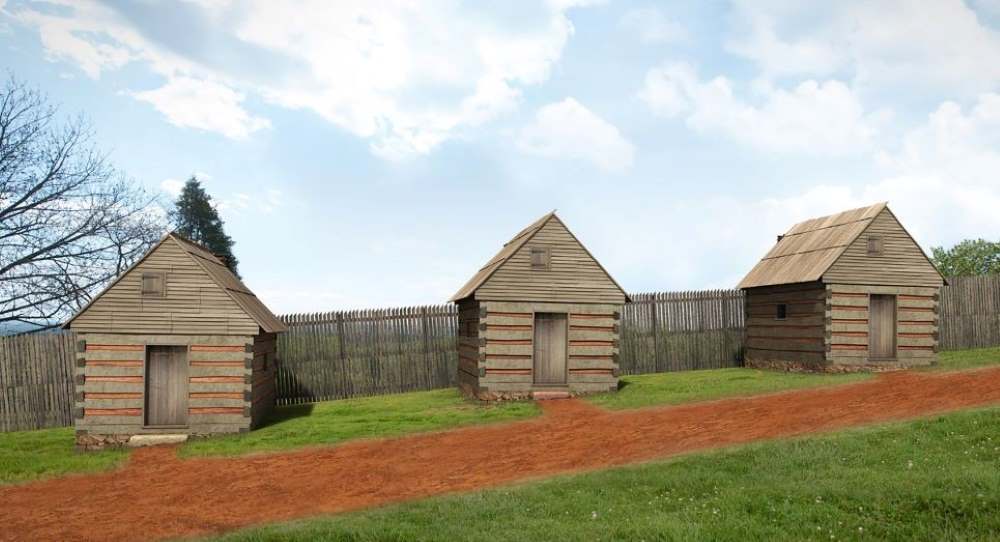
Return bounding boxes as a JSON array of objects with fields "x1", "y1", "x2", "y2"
[
  {"x1": 448, "y1": 211, "x2": 630, "y2": 302},
  {"x1": 737, "y1": 202, "x2": 889, "y2": 289}
]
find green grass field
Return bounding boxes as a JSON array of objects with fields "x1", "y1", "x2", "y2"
[
  {"x1": 931, "y1": 346, "x2": 1000, "y2": 372},
  {"x1": 181, "y1": 388, "x2": 538, "y2": 457},
  {"x1": 587, "y1": 368, "x2": 870, "y2": 410},
  {"x1": 211, "y1": 406, "x2": 1000, "y2": 542},
  {"x1": 0, "y1": 427, "x2": 127, "y2": 485}
]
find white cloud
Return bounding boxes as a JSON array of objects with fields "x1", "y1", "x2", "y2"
[
  {"x1": 879, "y1": 95, "x2": 1000, "y2": 183},
  {"x1": 726, "y1": 0, "x2": 1000, "y2": 94},
  {"x1": 11, "y1": 0, "x2": 194, "y2": 79},
  {"x1": 753, "y1": 94, "x2": 1000, "y2": 251},
  {"x1": 517, "y1": 98, "x2": 635, "y2": 173},
  {"x1": 638, "y1": 62, "x2": 881, "y2": 154},
  {"x1": 214, "y1": 188, "x2": 285, "y2": 219},
  {"x1": 131, "y1": 77, "x2": 270, "y2": 139},
  {"x1": 585, "y1": 92, "x2": 1000, "y2": 291},
  {"x1": 235, "y1": 1, "x2": 585, "y2": 159},
  {"x1": 160, "y1": 178, "x2": 185, "y2": 197},
  {"x1": 259, "y1": 189, "x2": 283, "y2": 214},
  {"x1": 619, "y1": 7, "x2": 688, "y2": 44},
  {"x1": 12, "y1": 1, "x2": 591, "y2": 154}
]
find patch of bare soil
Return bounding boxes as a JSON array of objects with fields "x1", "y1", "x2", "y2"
[{"x1": 4, "y1": 367, "x2": 1000, "y2": 541}]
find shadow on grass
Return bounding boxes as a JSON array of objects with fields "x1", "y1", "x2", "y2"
[
  {"x1": 616, "y1": 379, "x2": 632, "y2": 391},
  {"x1": 258, "y1": 403, "x2": 316, "y2": 430}
]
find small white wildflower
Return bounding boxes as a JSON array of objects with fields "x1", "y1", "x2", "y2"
[{"x1": 591, "y1": 511, "x2": 598, "y2": 520}]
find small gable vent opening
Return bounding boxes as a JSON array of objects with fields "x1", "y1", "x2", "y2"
[
  {"x1": 867, "y1": 235, "x2": 884, "y2": 256},
  {"x1": 141, "y1": 272, "x2": 166, "y2": 297},
  {"x1": 775, "y1": 303, "x2": 787, "y2": 320},
  {"x1": 530, "y1": 246, "x2": 551, "y2": 271}
]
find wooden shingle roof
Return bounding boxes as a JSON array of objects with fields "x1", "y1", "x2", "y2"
[
  {"x1": 738, "y1": 202, "x2": 888, "y2": 289},
  {"x1": 64, "y1": 232, "x2": 287, "y2": 333}
]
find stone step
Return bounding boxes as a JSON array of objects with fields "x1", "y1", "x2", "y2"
[
  {"x1": 531, "y1": 389, "x2": 571, "y2": 400},
  {"x1": 127, "y1": 434, "x2": 188, "y2": 448}
]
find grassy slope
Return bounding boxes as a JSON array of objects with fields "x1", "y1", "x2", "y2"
[
  {"x1": 589, "y1": 346, "x2": 1000, "y2": 411},
  {"x1": 587, "y1": 368, "x2": 870, "y2": 410},
  {"x1": 212, "y1": 406, "x2": 1000, "y2": 542},
  {"x1": 931, "y1": 347, "x2": 1000, "y2": 372},
  {"x1": 181, "y1": 389, "x2": 538, "y2": 457},
  {"x1": 0, "y1": 427, "x2": 126, "y2": 485}
]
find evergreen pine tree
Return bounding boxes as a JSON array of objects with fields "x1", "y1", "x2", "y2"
[{"x1": 169, "y1": 176, "x2": 240, "y2": 277}]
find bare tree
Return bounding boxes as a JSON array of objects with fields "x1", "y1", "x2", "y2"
[{"x1": 0, "y1": 76, "x2": 167, "y2": 330}]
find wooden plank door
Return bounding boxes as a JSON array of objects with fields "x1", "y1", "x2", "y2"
[
  {"x1": 869, "y1": 295, "x2": 897, "y2": 360},
  {"x1": 533, "y1": 313, "x2": 567, "y2": 385},
  {"x1": 145, "y1": 345, "x2": 189, "y2": 426}
]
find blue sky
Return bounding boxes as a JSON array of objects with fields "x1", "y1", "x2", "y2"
[{"x1": 3, "y1": 0, "x2": 1000, "y2": 313}]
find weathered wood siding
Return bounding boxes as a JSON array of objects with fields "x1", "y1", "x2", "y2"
[
  {"x1": 276, "y1": 307, "x2": 458, "y2": 404},
  {"x1": 251, "y1": 332, "x2": 277, "y2": 427},
  {"x1": 475, "y1": 301, "x2": 619, "y2": 397},
  {"x1": 70, "y1": 237, "x2": 259, "y2": 335},
  {"x1": 939, "y1": 274, "x2": 1000, "y2": 350},
  {"x1": 75, "y1": 333, "x2": 253, "y2": 436},
  {"x1": 0, "y1": 333, "x2": 76, "y2": 432},
  {"x1": 621, "y1": 290, "x2": 744, "y2": 374},
  {"x1": 823, "y1": 208, "x2": 944, "y2": 287},
  {"x1": 475, "y1": 217, "x2": 627, "y2": 304},
  {"x1": 826, "y1": 284, "x2": 938, "y2": 367},
  {"x1": 744, "y1": 283, "x2": 827, "y2": 369}
]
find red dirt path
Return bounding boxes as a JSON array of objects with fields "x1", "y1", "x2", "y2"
[{"x1": 4, "y1": 367, "x2": 1000, "y2": 541}]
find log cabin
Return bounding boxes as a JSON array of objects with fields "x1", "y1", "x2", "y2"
[
  {"x1": 737, "y1": 202, "x2": 946, "y2": 371},
  {"x1": 450, "y1": 211, "x2": 629, "y2": 399},
  {"x1": 64, "y1": 232, "x2": 287, "y2": 448}
]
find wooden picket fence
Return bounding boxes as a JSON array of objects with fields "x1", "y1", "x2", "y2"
[
  {"x1": 3, "y1": 278, "x2": 1000, "y2": 431},
  {"x1": 0, "y1": 333, "x2": 76, "y2": 432},
  {"x1": 939, "y1": 275, "x2": 1000, "y2": 350},
  {"x1": 620, "y1": 290, "x2": 745, "y2": 375},
  {"x1": 276, "y1": 306, "x2": 458, "y2": 405}
]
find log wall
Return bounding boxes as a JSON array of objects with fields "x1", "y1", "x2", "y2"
[
  {"x1": 456, "y1": 299, "x2": 481, "y2": 397},
  {"x1": 74, "y1": 333, "x2": 254, "y2": 439},
  {"x1": 251, "y1": 332, "x2": 277, "y2": 427},
  {"x1": 744, "y1": 283, "x2": 828, "y2": 369},
  {"x1": 826, "y1": 284, "x2": 939, "y2": 367},
  {"x1": 470, "y1": 301, "x2": 620, "y2": 399}
]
